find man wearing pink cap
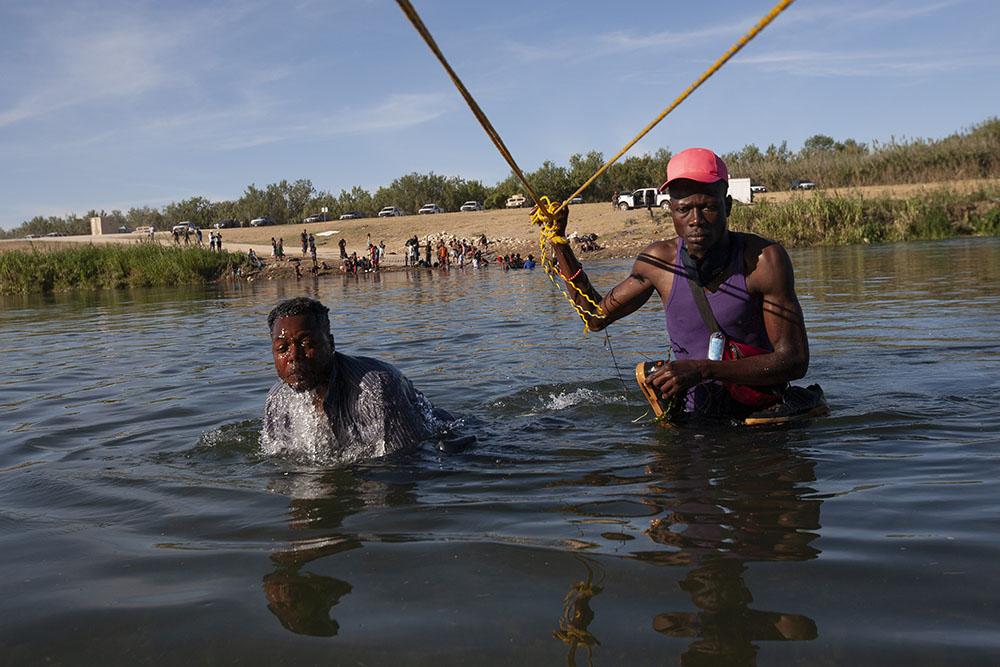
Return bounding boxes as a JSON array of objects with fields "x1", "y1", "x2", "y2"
[{"x1": 545, "y1": 148, "x2": 824, "y2": 421}]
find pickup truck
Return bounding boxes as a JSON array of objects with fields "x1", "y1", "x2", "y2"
[
  {"x1": 617, "y1": 178, "x2": 754, "y2": 208},
  {"x1": 615, "y1": 188, "x2": 670, "y2": 211}
]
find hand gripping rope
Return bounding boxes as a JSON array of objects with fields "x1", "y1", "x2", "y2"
[
  {"x1": 395, "y1": 0, "x2": 796, "y2": 324},
  {"x1": 532, "y1": 196, "x2": 606, "y2": 327}
]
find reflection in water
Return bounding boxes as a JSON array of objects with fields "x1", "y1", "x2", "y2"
[
  {"x1": 262, "y1": 469, "x2": 414, "y2": 637},
  {"x1": 264, "y1": 567, "x2": 352, "y2": 637},
  {"x1": 552, "y1": 556, "x2": 605, "y2": 667},
  {"x1": 652, "y1": 559, "x2": 817, "y2": 665},
  {"x1": 554, "y1": 426, "x2": 823, "y2": 664},
  {"x1": 643, "y1": 428, "x2": 821, "y2": 664}
]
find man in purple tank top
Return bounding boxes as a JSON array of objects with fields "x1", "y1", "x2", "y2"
[{"x1": 545, "y1": 148, "x2": 819, "y2": 420}]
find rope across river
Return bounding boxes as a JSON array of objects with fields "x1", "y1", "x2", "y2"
[{"x1": 395, "y1": 0, "x2": 796, "y2": 328}]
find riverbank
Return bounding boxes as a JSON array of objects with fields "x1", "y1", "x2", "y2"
[
  {"x1": 3, "y1": 178, "x2": 998, "y2": 292},
  {"x1": 193, "y1": 178, "x2": 1000, "y2": 260}
]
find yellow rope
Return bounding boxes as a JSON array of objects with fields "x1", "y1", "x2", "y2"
[
  {"x1": 394, "y1": 0, "x2": 549, "y2": 219},
  {"x1": 533, "y1": 197, "x2": 605, "y2": 328},
  {"x1": 395, "y1": 0, "x2": 797, "y2": 326},
  {"x1": 559, "y1": 0, "x2": 796, "y2": 210}
]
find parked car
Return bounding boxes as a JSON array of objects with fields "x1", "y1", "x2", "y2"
[
  {"x1": 339, "y1": 211, "x2": 364, "y2": 220},
  {"x1": 303, "y1": 213, "x2": 330, "y2": 223},
  {"x1": 249, "y1": 216, "x2": 276, "y2": 227},
  {"x1": 505, "y1": 194, "x2": 528, "y2": 208},
  {"x1": 172, "y1": 221, "x2": 199, "y2": 234},
  {"x1": 750, "y1": 183, "x2": 767, "y2": 193},
  {"x1": 791, "y1": 179, "x2": 816, "y2": 190},
  {"x1": 45, "y1": 231, "x2": 67, "y2": 237},
  {"x1": 418, "y1": 203, "x2": 444, "y2": 215},
  {"x1": 213, "y1": 219, "x2": 239, "y2": 229},
  {"x1": 460, "y1": 201, "x2": 484, "y2": 212},
  {"x1": 377, "y1": 206, "x2": 403, "y2": 217},
  {"x1": 117, "y1": 225, "x2": 134, "y2": 233},
  {"x1": 568, "y1": 195, "x2": 584, "y2": 205}
]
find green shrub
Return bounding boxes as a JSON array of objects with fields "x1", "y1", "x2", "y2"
[{"x1": 0, "y1": 243, "x2": 240, "y2": 294}]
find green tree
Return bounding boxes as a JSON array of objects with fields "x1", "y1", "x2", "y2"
[
  {"x1": 802, "y1": 134, "x2": 836, "y2": 154},
  {"x1": 163, "y1": 197, "x2": 213, "y2": 227},
  {"x1": 125, "y1": 206, "x2": 166, "y2": 230}
]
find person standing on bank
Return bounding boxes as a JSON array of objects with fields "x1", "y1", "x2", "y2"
[{"x1": 543, "y1": 147, "x2": 822, "y2": 420}]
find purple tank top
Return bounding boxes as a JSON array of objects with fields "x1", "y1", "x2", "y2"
[{"x1": 664, "y1": 232, "x2": 771, "y2": 413}]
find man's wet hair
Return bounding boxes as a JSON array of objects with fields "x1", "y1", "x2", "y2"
[{"x1": 267, "y1": 297, "x2": 331, "y2": 337}]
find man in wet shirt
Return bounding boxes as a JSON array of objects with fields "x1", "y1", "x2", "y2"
[{"x1": 264, "y1": 297, "x2": 468, "y2": 459}]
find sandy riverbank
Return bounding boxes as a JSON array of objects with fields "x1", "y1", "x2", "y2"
[{"x1": 5, "y1": 178, "x2": 998, "y2": 269}]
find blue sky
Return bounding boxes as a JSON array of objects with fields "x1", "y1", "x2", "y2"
[{"x1": 1, "y1": 0, "x2": 997, "y2": 229}]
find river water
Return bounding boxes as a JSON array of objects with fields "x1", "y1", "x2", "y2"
[{"x1": 2, "y1": 238, "x2": 998, "y2": 665}]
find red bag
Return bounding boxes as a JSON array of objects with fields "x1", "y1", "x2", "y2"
[{"x1": 722, "y1": 339, "x2": 784, "y2": 409}]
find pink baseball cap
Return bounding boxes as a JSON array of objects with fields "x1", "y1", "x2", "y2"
[{"x1": 661, "y1": 148, "x2": 728, "y2": 190}]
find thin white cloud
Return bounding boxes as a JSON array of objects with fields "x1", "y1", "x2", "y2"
[
  {"x1": 210, "y1": 92, "x2": 455, "y2": 150},
  {"x1": 505, "y1": 18, "x2": 747, "y2": 63},
  {"x1": 781, "y1": 0, "x2": 960, "y2": 28},
  {"x1": 503, "y1": 1, "x2": 960, "y2": 66},
  {"x1": 0, "y1": 24, "x2": 177, "y2": 127},
  {"x1": 0, "y1": 3, "x2": 251, "y2": 128},
  {"x1": 737, "y1": 49, "x2": 992, "y2": 77}
]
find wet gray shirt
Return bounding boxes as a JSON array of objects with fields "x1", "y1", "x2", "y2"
[{"x1": 264, "y1": 352, "x2": 450, "y2": 460}]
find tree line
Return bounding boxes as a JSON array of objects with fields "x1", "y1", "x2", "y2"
[{"x1": 5, "y1": 117, "x2": 997, "y2": 239}]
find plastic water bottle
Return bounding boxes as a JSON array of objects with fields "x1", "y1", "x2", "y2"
[{"x1": 708, "y1": 332, "x2": 725, "y2": 361}]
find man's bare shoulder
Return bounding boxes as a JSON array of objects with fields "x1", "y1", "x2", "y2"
[
  {"x1": 640, "y1": 237, "x2": 678, "y2": 257},
  {"x1": 740, "y1": 232, "x2": 795, "y2": 292},
  {"x1": 631, "y1": 238, "x2": 677, "y2": 287},
  {"x1": 738, "y1": 231, "x2": 779, "y2": 256}
]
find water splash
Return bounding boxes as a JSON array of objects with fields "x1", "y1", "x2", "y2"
[
  {"x1": 259, "y1": 389, "x2": 345, "y2": 465},
  {"x1": 258, "y1": 381, "x2": 452, "y2": 466},
  {"x1": 543, "y1": 388, "x2": 622, "y2": 411}
]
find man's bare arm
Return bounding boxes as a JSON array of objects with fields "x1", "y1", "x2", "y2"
[{"x1": 544, "y1": 207, "x2": 665, "y2": 331}]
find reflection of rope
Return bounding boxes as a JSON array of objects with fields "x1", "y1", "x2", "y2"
[{"x1": 553, "y1": 556, "x2": 605, "y2": 667}]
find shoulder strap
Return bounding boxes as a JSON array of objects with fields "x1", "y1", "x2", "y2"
[{"x1": 679, "y1": 244, "x2": 720, "y2": 334}]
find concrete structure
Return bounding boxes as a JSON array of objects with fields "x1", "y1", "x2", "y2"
[{"x1": 90, "y1": 216, "x2": 119, "y2": 235}]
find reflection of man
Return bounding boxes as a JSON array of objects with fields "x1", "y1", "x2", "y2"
[
  {"x1": 261, "y1": 470, "x2": 404, "y2": 637},
  {"x1": 264, "y1": 567, "x2": 352, "y2": 637},
  {"x1": 652, "y1": 559, "x2": 817, "y2": 663},
  {"x1": 263, "y1": 297, "x2": 463, "y2": 461},
  {"x1": 641, "y1": 432, "x2": 821, "y2": 662},
  {"x1": 546, "y1": 148, "x2": 823, "y2": 419}
]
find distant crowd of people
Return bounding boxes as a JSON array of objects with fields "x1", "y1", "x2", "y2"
[
  {"x1": 235, "y1": 229, "x2": 543, "y2": 277},
  {"x1": 169, "y1": 225, "x2": 226, "y2": 252}
]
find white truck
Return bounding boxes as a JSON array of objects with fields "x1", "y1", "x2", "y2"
[
  {"x1": 729, "y1": 178, "x2": 752, "y2": 204},
  {"x1": 615, "y1": 188, "x2": 670, "y2": 211},
  {"x1": 616, "y1": 178, "x2": 753, "y2": 210},
  {"x1": 505, "y1": 194, "x2": 529, "y2": 209}
]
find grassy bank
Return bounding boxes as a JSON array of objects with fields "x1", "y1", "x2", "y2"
[
  {"x1": 0, "y1": 243, "x2": 243, "y2": 294},
  {"x1": 729, "y1": 185, "x2": 1000, "y2": 248}
]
